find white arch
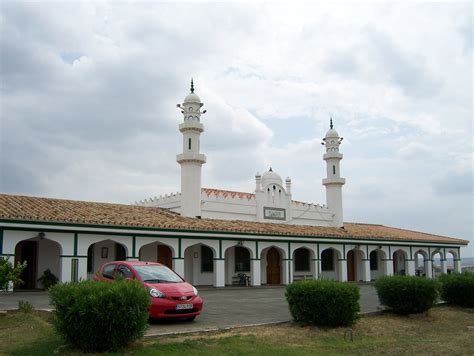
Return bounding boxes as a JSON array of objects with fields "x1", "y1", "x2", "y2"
[
  {"x1": 135, "y1": 237, "x2": 178, "y2": 258},
  {"x1": 260, "y1": 244, "x2": 287, "y2": 285}
]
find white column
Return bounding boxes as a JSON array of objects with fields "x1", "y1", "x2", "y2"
[
  {"x1": 385, "y1": 259, "x2": 394, "y2": 276},
  {"x1": 313, "y1": 259, "x2": 321, "y2": 279},
  {"x1": 288, "y1": 259, "x2": 294, "y2": 284},
  {"x1": 407, "y1": 260, "x2": 416, "y2": 276},
  {"x1": 251, "y1": 259, "x2": 261, "y2": 286},
  {"x1": 424, "y1": 260, "x2": 433, "y2": 278},
  {"x1": 454, "y1": 259, "x2": 461, "y2": 273},
  {"x1": 173, "y1": 258, "x2": 185, "y2": 279},
  {"x1": 440, "y1": 259, "x2": 447, "y2": 274},
  {"x1": 61, "y1": 257, "x2": 72, "y2": 283},
  {"x1": 214, "y1": 259, "x2": 225, "y2": 287},
  {"x1": 339, "y1": 259, "x2": 348, "y2": 282},
  {"x1": 78, "y1": 257, "x2": 88, "y2": 281},
  {"x1": 362, "y1": 259, "x2": 371, "y2": 282}
]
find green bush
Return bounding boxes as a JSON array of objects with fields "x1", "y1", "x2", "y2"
[
  {"x1": 18, "y1": 300, "x2": 33, "y2": 313},
  {"x1": 374, "y1": 275, "x2": 439, "y2": 314},
  {"x1": 439, "y1": 272, "x2": 474, "y2": 308},
  {"x1": 0, "y1": 258, "x2": 27, "y2": 290},
  {"x1": 286, "y1": 280, "x2": 360, "y2": 326},
  {"x1": 49, "y1": 279, "x2": 150, "y2": 352},
  {"x1": 37, "y1": 269, "x2": 59, "y2": 289}
]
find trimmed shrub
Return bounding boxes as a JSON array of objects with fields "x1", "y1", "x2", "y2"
[
  {"x1": 37, "y1": 269, "x2": 59, "y2": 289},
  {"x1": 439, "y1": 272, "x2": 474, "y2": 308},
  {"x1": 49, "y1": 279, "x2": 150, "y2": 352},
  {"x1": 286, "y1": 280, "x2": 360, "y2": 326},
  {"x1": 374, "y1": 275, "x2": 439, "y2": 314},
  {"x1": 18, "y1": 300, "x2": 33, "y2": 313}
]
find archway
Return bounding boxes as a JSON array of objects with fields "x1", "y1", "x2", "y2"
[
  {"x1": 447, "y1": 249, "x2": 461, "y2": 273},
  {"x1": 87, "y1": 239, "x2": 127, "y2": 278},
  {"x1": 393, "y1": 249, "x2": 407, "y2": 275},
  {"x1": 224, "y1": 245, "x2": 252, "y2": 286},
  {"x1": 183, "y1": 243, "x2": 216, "y2": 286},
  {"x1": 369, "y1": 249, "x2": 386, "y2": 280},
  {"x1": 414, "y1": 249, "x2": 429, "y2": 277},
  {"x1": 320, "y1": 248, "x2": 341, "y2": 281},
  {"x1": 293, "y1": 247, "x2": 313, "y2": 280},
  {"x1": 14, "y1": 236, "x2": 62, "y2": 290},
  {"x1": 138, "y1": 242, "x2": 173, "y2": 269},
  {"x1": 265, "y1": 247, "x2": 281, "y2": 284},
  {"x1": 431, "y1": 250, "x2": 444, "y2": 277}
]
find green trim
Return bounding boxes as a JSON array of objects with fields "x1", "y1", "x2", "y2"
[
  {"x1": 366, "y1": 244, "x2": 369, "y2": 257},
  {"x1": 362, "y1": 259, "x2": 370, "y2": 261},
  {"x1": 389, "y1": 245, "x2": 392, "y2": 256},
  {"x1": 71, "y1": 258, "x2": 79, "y2": 282},
  {"x1": 1, "y1": 253, "x2": 15, "y2": 257},
  {"x1": 61, "y1": 254, "x2": 87, "y2": 258},
  {"x1": 172, "y1": 257, "x2": 184, "y2": 260},
  {"x1": 338, "y1": 259, "x2": 347, "y2": 261},
  {"x1": 382, "y1": 258, "x2": 393, "y2": 261},
  {"x1": 312, "y1": 258, "x2": 321, "y2": 261},
  {"x1": 219, "y1": 240, "x2": 222, "y2": 259},
  {"x1": 250, "y1": 258, "x2": 261, "y2": 261},
  {"x1": 317, "y1": 243, "x2": 320, "y2": 258},
  {"x1": 0, "y1": 228, "x2": 3, "y2": 255},
  {"x1": 1, "y1": 218, "x2": 467, "y2": 246},
  {"x1": 178, "y1": 238, "x2": 182, "y2": 259},
  {"x1": 255, "y1": 241, "x2": 259, "y2": 259},
  {"x1": 213, "y1": 258, "x2": 225, "y2": 261},
  {"x1": 282, "y1": 258, "x2": 293, "y2": 261},
  {"x1": 343, "y1": 244, "x2": 346, "y2": 257},
  {"x1": 132, "y1": 236, "x2": 136, "y2": 258},
  {"x1": 287, "y1": 242, "x2": 291, "y2": 259},
  {"x1": 410, "y1": 246, "x2": 413, "y2": 259},
  {"x1": 405, "y1": 259, "x2": 415, "y2": 261},
  {"x1": 73, "y1": 233, "x2": 78, "y2": 257}
]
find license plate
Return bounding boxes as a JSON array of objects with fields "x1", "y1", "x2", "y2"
[{"x1": 176, "y1": 303, "x2": 193, "y2": 310}]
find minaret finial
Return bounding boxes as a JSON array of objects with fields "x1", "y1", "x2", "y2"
[
  {"x1": 190, "y1": 78, "x2": 194, "y2": 93},
  {"x1": 269, "y1": 167, "x2": 273, "y2": 172},
  {"x1": 330, "y1": 117, "x2": 333, "y2": 129}
]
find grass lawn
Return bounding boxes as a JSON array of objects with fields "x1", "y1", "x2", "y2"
[{"x1": 1, "y1": 306, "x2": 473, "y2": 355}]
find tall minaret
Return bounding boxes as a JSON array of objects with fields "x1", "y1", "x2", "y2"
[
  {"x1": 322, "y1": 118, "x2": 345, "y2": 227},
  {"x1": 176, "y1": 79, "x2": 206, "y2": 218}
]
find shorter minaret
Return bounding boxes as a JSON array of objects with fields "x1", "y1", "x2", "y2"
[
  {"x1": 176, "y1": 79, "x2": 206, "y2": 217},
  {"x1": 322, "y1": 118, "x2": 345, "y2": 227}
]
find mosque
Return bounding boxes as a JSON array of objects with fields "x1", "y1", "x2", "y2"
[{"x1": 0, "y1": 81, "x2": 468, "y2": 289}]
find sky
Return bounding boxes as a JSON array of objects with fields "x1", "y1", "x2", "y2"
[{"x1": 1, "y1": 1, "x2": 473, "y2": 256}]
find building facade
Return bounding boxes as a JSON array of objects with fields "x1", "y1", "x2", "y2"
[{"x1": 0, "y1": 82, "x2": 469, "y2": 289}]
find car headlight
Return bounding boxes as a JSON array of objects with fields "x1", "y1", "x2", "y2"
[
  {"x1": 192, "y1": 286, "x2": 199, "y2": 296},
  {"x1": 149, "y1": 288, "x2": 165, "y2": 298}
]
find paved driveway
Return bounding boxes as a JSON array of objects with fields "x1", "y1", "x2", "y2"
[{"x1": 0, "y1": 284, "x2": 381, "y2": 336}]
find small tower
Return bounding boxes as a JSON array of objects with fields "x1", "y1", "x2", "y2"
[
  {"x1": 176, "y1": 79, "x2": 207, "y2": 217},
  {"x1": 322, "y1": 118, "x2": 345, "y2": 227}
]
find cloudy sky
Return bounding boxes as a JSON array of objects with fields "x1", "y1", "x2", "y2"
[{"x1": 1, "y1": 1, "x2": 472, "y2": 256}]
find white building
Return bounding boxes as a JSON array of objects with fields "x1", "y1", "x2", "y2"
[{"x1": 0, "y1": 82, "x2": 468, "y2": 289}]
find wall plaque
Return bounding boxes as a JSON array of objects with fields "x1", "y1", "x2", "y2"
[{"x1": 263, "y1": 207, "x2": 286, "y2": 221}]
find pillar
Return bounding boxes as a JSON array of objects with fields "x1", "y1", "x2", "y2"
[
  {"x1": 424, "y1": 259, "x2": 433, "y2": 278},
  {"x1": 312, "y1": 259, "x2": 321, "y2": 279},
  {"x1": 339, "y1": 259, "x2": 348, "y2": 282},
  {"x1": 384, "y1": 259, "x2": 394, "y2": 276},
  {"x1": 440, "y1": 259, "x2": 447, "y2": 274},
  {"x1": 214, "y1": 259, "x2": 225, "y2": 287},
  {"x1": 406, "y1": 260, "x2": 416, "y2": 276},
  {"x1": 251, "y1": 259, "x2": 261, "y2": 286},
  {"x1": 173, "y1": 258, "x2": 185, "y2": 279},
  {"x1": 362, "y1": 259, "x2": 371, "y2": 282},
  {"x1": 454, "y1": 259, "x2": 461, "y2": 273},
  {"x1": 287, "y1": 259, "x2": 294, "y2": 284}
]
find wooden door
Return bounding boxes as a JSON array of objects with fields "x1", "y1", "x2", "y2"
[
  {"x1": 15, "y1": 241, "x2": 38, "y2": 289},
  {"x1": 266, "y1": 247, "x2": 281, "y2": 284},
  {"x1": 157, "y1": 245, "x2": 172, "y2": 269},
  {"x1": 347, "y1": 250, "x2": 355, "y2": 281}
]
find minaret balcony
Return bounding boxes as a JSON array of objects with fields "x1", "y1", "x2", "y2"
[
  {"x1": 176, "y1": 153, "x2": 207, "y2": 164},
  {"x1": 179, "y1": 122, "x2": 204, "y2": 133},
  {"x1": 322, "y1": 177, "x2": 346, "y2": 186},
  {"x1": 323, "y1": 152, "x2": 343, "y2": 160}
]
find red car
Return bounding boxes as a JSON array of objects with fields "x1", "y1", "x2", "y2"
[{"x1": 94, "y1": 261, "x2": 203, "y2": 320}]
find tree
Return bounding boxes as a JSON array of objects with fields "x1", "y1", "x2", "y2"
[{"x1": 0, "y1": 258, "x2": 27, "y2": 290}]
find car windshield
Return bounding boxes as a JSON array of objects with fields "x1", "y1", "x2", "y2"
[{"x1": 134, "y1": 265, "x2": 183, "y2": 283}]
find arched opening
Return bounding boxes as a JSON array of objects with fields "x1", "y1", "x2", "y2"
[
  {"x1": 14, "y1": 236, "x2": 62, "y2": 290},
  {"x1": 321, "y1": 248, "x2": 340, "y2": 281},
  {"x1": 87, "y1": 240, "x2": 127, "y2": 278},
  {"x1": 293, "y1": 248, "x2": 313, "y2": 280},
  {"x1": 346, "y1": 249, "x2": 364, "y2": 282},
  {"x1": 447, "y1": 249, "x2": 460, "y2": 273},
  {"x1": 393, "y1": 249, "x2": 407, "y2": 275},
  {"x1": 369, "y1": 249, "x2": 386, "y2": 280},
  {"x1": 183, "y1": 243, "x2": 215, "y2": 286},
  {"x1": 414, "y1": 249, "x2": 429, "y2": 277},
  {"x1": 431, "y1": 250, "x2": 444, "y2": 277},
  {"x1": 224, "y1": 245, "x2": 251, "y2": 286},
  {"x1": 266, "y1": 247, "x2": 281, "y2": 284},
  {"x1": 138, "y1": 242, "x2": 173, "y2": 269}
]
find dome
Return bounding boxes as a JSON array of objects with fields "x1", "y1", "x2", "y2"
[
  {"x1": 261, "y1": 168, "x2": 283, "y2": 186},
  {"x1": 325, "y1": 128, "x2": 339, "y2": 138},
  {"x1": 184, "y1": 92, "x2": 201, "y2": 103}
]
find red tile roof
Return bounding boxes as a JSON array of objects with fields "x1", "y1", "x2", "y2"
[{"x1": 0, "y1": 194, "x2": 468, "y2": 245}]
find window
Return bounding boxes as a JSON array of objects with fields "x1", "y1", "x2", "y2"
[
  {"x1": 118, "y1": 265, "x2": 133, "y2": 278},
  {"x1": 102, "y1": 264, "x2": 116, "y2": 279},
  {"x1": 188, "y1": 138, "x2": 192, "y2": 150},
  {"x1": 235, "y1": 246, "x2": 250, "y2": 272},
  {"x1": 370, "y1": 251, "x2": 378, "y2": 271},
  {"x1": 333, "y1": 165, "x2": 336, "y2": 175},
  {"x1": 294, "y1": 248, "x2": 310, "y2": 271},
  {"x1": 321, "y1": 249, "x2": 334, "y2": 271},
  {"x1": 201, "y1": 245, "x2": 214, "y2": 272}
]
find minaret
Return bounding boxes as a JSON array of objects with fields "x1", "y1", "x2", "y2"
[
  {"x1": 322, "y1": 118, "x2": 345, "y2": 227},
  {"x1": 176, "y1": 79, "x2": 206, "y2": 217}
]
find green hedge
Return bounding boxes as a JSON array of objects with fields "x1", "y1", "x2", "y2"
[
  {"x1": 439, "y1": 272, "x2": 474, "y2": 308},
  {"x1": 374, "y1": 275, "x2": 439, "y2": 315},
  {"x1": 286, "y1": 280, "x2": 360, "y2": 326},
  {"x1": 49, "y1": 279, "x2": 150, "y2": 352}
]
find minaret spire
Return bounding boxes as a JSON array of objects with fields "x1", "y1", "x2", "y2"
[
  {"x1": 190, "y1": 78, "x2": 194, "y2": 93},
  {"x1": 330, "y1": 117, "x2": 333, "y2": 129}
]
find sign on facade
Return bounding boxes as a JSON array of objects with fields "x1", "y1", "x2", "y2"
[{"x1": 263, "y1": 207, "x2": 286, "y2": 221}]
